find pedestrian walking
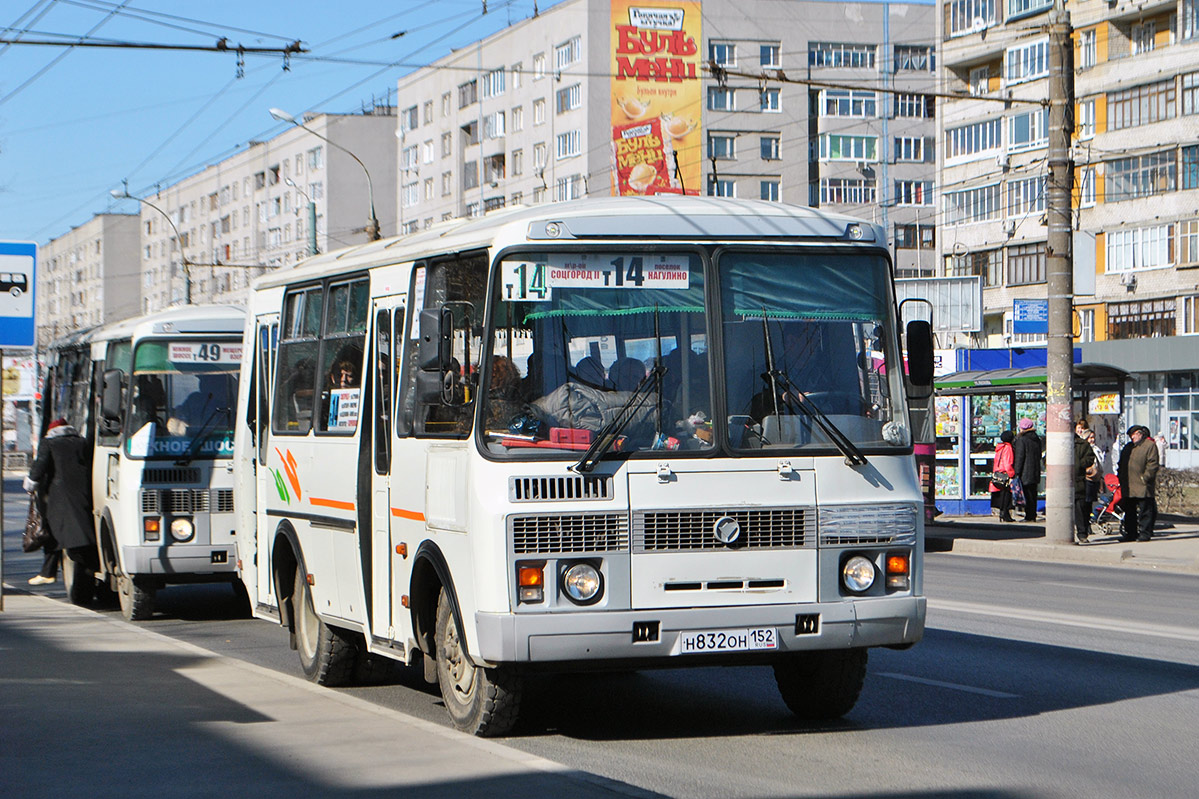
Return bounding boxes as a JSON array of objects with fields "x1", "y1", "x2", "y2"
[
  {"x1": 24, "y1": 419, "x2": 94, "y2": 585},
  {"x1": 990, "y1": 431, "x2": 1016, "y2": 522},
  {"x1": 1117, "y1": 425, "x2": 1159, "y2": 542},
  {"x1": 1074, "y1": 425, "x2": 1097, "y2": 544},
  {"x1": 1012, "y1": 418, "x2": 1043, "y2": 522}
]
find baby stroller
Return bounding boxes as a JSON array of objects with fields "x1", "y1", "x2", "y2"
[{"x1": 1090, "y1": 473, "x2": 1125, "y2": 537}]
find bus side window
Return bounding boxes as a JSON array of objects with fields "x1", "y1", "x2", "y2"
[
  {"x1": 273, "y1": 287, "x2": 322, "y2": 435},
  {"x1": 374, "y1": 308, "x2": 393, "y2": 472},
  {"x1": 317, "y1": 278, "x2": 368, "y2": 434}
]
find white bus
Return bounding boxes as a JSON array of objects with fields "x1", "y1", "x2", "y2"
[
  {"x1": 233, "y1": 197, "x2": 934, "y2": 735},
  {"x1": 42, "y1": 305, "x2": 246, "y2": 620}
]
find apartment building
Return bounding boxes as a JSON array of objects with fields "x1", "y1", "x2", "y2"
[
  {"x1": 136, "y1": 111, "x2": 397, "y2": 312},
  {"x1": 36, "y1": 213, "x2": 140, "y2": 348},
  {"x1": 938, "y1": 0, "x2": 1199, "y2": 464},
  {"x1": 393, "y1": 0, "x2": 936, "y2": 271}
]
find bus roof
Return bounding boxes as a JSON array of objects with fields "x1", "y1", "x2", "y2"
[
  {"x1": 253, "y1": 196, "x2": 886, "y2": 291},
  {"x1": 52, "y1": 304, "x2": 246, "y2": 348}
]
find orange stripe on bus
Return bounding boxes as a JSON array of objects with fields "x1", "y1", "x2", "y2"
[
  {"x1": 309, "y1": 497, "x2": 355, "y2": 511},
  {"x1": 391, "y1": 507, "x2": 425, "y2": 521}
]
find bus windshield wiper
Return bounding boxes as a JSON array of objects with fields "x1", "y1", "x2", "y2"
[
  {"x1": 760, "y1": 314, "x2": 867, "y2": 466},
  {"x1": 572, "y1": 363, "x2": 666, "y2": 473},
  {"x1": 175, "y1": 400, "x2": 228, "y2": 466}
]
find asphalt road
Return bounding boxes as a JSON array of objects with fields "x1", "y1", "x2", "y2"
[{"x1": 4, "y1": 487, "x2": 1199, "y2": 798}]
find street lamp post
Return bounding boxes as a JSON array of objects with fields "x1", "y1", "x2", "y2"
[
  {"x1": 269, "y1": 107, "x2": 381, "y2": 241},
  {"x1": 111, "y1": 187, "x2": 191, "y2": 305},
  {"x1": 285, "y1": 177, "x2": 318, "y2": 256}
]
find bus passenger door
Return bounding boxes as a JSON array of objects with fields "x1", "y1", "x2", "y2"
[
  {"x1": 369, "y1": 298, "x2": 403, "y2": 643},
  {"x1": 253, "y1": 315, "x2": 279, "y2": 607}
]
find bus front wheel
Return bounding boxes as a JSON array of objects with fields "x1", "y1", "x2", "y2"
[
  {"x1": 118, "y1": 573, "x2": 155, "y2": 621},
  {"x1": 293, "y1": 570, "x2": 356, "y2": 686},
  {"x1": 773, "y1": 648, "x2": 868, "y2": 720},
  {"x1": 434, "y1": 588, "x2": 522, "y2": 737}
]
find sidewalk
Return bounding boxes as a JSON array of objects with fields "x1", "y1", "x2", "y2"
[
  {"x1": 926, "y1": 511, "x2": 1199, "y2": 574},
  {"x1": 0, "y1": 591, "x2": 659, "y2": 799}
]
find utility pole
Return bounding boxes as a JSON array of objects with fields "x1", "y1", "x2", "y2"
[{"x1": 1044, "y1": 2, "x2": 1075, "y2": 544}]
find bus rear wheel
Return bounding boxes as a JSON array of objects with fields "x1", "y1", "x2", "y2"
[
  {"x1": 117, "y1": 573, "x2": 156, "y2": 621},
  {"x1": 293, "y1": 570, "x2": 356, "y2": 686},
  {"x1": 773, "y1": 648, "x2": 868, "y2": 721},
  {"x1": 434, "y1": 588, "x2": 522, "y2": 736}
]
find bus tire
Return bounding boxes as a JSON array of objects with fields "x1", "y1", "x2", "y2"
[
  {"x1": 231, "y1": 579, "x2": 253, "y2": 618},
  {"x1": 62, "y1": 555, "x2": 95, "y2": 606},
  {"x1": 293, "y1": 570, "x2": 357, "y2": 686},
  {"x1": 118, "y1": 573, "x2": 156, "y2": 621},
  {"x1": 773, "y1": 648, "x2": 868, "y2": 721},
  {"x1": 434, "y1": 588, "x2": 522, "y2": 736}
]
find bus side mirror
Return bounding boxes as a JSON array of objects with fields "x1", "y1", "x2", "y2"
[
  {"x1": 101, "y1": 369, "x2": 124, "y2": 422},
  {"x1": 904, "y1": 320, "x2": 934, "y2": 400},
  {"x1": 417, "y1": 308, "x2": 452, "y2": 372}
]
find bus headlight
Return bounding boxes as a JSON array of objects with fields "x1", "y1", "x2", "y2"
[
  {"x1": 170, "y1": 518, "x2": 195, "y2": 543},
  {"x1": 841, "y1": 555, "x2": 876, "y2": 594},
  {"x1": 561, "y1": 562, "x2": 603, "y2": 605}
]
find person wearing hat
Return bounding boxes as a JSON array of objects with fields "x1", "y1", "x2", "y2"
[
  {"x1": 23, "y1": 418, "x2": 94, "y2": 586},
  {"x1": 1012, "y1": 417, "x2": 1044, "y2": 522},
  {"x1": 1117, "y1": 425, "x2": 1159, "y2": 542}
]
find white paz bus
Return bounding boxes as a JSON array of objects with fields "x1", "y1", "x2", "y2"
[
  {"x1": 43, "y1": 305, "x2": 246, "y2": 620},
  {"x1": 233, "y1": 197, "x2": 934, "y2": 735}
]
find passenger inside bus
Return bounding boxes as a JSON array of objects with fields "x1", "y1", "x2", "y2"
[
  {"x1": 130, "y1": 375, "x2": 167, "y2": 432},
  {"x1": 167, "y1": 373, "x2": 232, "y2": 436}
]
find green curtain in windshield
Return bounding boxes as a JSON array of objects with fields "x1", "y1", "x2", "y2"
[{"x1": 722, "y1": 252, "x2": 890, "y2": 322}]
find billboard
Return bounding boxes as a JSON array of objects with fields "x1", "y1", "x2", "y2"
[{"x1": 610, "y1": 0, "x2": 703, "y2": 196}]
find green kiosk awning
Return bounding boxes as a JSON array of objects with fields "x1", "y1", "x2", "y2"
[{"x1": 937, "y1": 363, "x2": 1129, "y2": 395}]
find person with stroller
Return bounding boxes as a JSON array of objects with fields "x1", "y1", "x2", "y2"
[
  {"x1": 990, "y1": 431, "x2": 1016, "y2": 522},
  {"x1": 1074, "y1": 422, "x2": 1097, "y2": 544},
  {"x1": 1117, "y1": 424, "x2": 1159, "y2": 542},
  {"x1": 1012, "y1": 418, "x2": 1043, "y2": 522}
]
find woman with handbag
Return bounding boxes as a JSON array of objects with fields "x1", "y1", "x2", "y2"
[
  {"x1": 990, "y1": 430, "x2": 1016, "y2": 522},
  {"x1": 24, "y1": 418, "x2": 94, "y2": 586}
]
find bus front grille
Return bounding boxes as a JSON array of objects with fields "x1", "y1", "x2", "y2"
[
  {"x1": 509, "y1": 475, "x2": 613, "y2": 502},
  {"x1": 143, "y1": 468, "x2": 201, "y2": 485},
  {"x1": 510, "y1": 513, "x2": 629, "y2": 554},
  {"x1": 633, "y1": 508, "x2": 815, "y2": 552},
  {"x1": 214, "y1": 489, "x2": 234, "y2": 513},
  {"x1": 141, "y1": 489, "x2": 211, "y2": 515}
]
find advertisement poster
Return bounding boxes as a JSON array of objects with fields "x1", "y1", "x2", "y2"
[
  {"x1": 327, "y1": 388, "x2": 360, "y2": 430},
  {"x1": 935, "y1": 464, "x2": 962, "y2": 499},
  {"x1": 610, "y1": 0, "x2": 702, "y2": 196},
  {"x1": 934, "y1": 395, "x2": 961, "y2": 455}
]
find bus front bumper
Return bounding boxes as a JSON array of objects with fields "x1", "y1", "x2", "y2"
[
  {"x1": 474, "y1": 595, "x2": 925, "y2": 665},
  {"x1": 121, "y1": 543, "x2": 239, "y2": 578}
]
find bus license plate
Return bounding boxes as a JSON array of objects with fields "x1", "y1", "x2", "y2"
[{"x1": 678, "y1": 627, "x2": 778, "y2": 654}]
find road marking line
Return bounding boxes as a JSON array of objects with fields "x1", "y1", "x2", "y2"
[
  {"x1": 929, "y1": 598, "x2": 1199, "y2": 643},
  {"x1": 876, "y1": 672, "x2": 1019, "y2": 698}
]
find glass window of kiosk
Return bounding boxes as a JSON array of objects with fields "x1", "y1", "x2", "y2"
[
  {"x1": 968, "y1": 394, "x2": 1011, "y2": 497},
  {"x1": 1015, "y1": 393, "x2": 1046, "y2": 498}
]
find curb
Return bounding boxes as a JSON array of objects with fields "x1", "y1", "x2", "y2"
[{"x1": 929, "y1": 536, "x2": 1199, "y2": 574}]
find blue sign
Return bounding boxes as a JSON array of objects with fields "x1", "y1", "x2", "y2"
[
  {"x1": 1012, "y1": 298, "x2": 1049, "y2": 335},
  {"x1": 0, "y1": 241, "x2": 37, "y2": 348}
]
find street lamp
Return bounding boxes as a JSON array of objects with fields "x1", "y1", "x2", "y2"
[
  {"x1": 285, "y1": 177, "x2": 318, "y2": 256},
  {"x1": 111, "y1": 187, "x2": 191, "y2": 305},
  {"x1": 269, "y1": 107, "x2": 381, "y2": 241}
]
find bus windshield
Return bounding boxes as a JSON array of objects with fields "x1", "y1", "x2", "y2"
[
  {"x1": 483, "y1": 248, "x2": 909, "y2": 459},
  {"x1": 125, "y1": 340, "x2": 242, "y2": 460}
]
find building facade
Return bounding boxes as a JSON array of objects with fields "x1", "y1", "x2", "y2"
[
  {"x1": 36, "y1": 213, "x2": 140, "y2": 348},
  {"x1": 938, "y1": 0, "x2": 1199, "y2": 465}
]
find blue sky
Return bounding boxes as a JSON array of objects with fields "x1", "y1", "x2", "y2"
[{"x1": 0, "y1": 0, "x2": 564, "y2": 245}]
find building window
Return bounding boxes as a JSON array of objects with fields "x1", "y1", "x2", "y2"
[
  {"x1": 422, "y1": 140, "x2": 434, "y2": 164},
  {"x1": 819, "y1": 177, "x2": 877, "y2": 204},
  {"x1": 1080, "y1": 167, "x2": 1096, "y2": 208},
  {"x1": 533, "y1": 98, "x2": 546, "y2": 125},
  {"x1": 808, "y1": 42, "x2": 876, "y2": 69},
  {"x1": 533, "y1": 52, "x2": 546, "y2": 79},
  {"x1": 463, "y1": 161, "x2": 478, "y2": 191},
  {"x1": 822, "y1": 89, "x2": 876, "y2": 117},
  {"x1": 423, "y1": 100, "x2": 433, "y2": 124},
  {"x1": 761, "y1": 135, "x2": 780, "y2": 160},
  {"x1": 1106, "y1": 150, "x2": 1176, "y2": 202},
  {"x1": 1184, "y1": 73, "x2": 1199, "y2": 116},
  {"x1": 1179, "y1": 219, "x2": 1199, "y2": 265},
  {"x1": 482, "y1": 67, "x2": 505, "y2": 99},
  {"x1": 512, "y1": 105, "x2": 524, "y2": 132},
  {"x1": 895, "y1": 224, "x2": 936, "y2": 250},
  {"x1": 894, "y1": 45, "x2": 934, "y2": 72},
  {"x1": 948, "y1": 0, "x2": 996, "y2": 37},
  {"x1": 710, "y1": 42, "x2": 736, "y2": 66},
  {"x1": 708, "y1": 87, "x2": 735, "y2": 111},
  {"x1": 556, "y1": 83, "x2": 582, "y2": 114},
  {"x1": 458, "y1": 79, "x2": 478, "y2": 109},
  {"x1": 1131, "y1": 21, "x2": 1156, "y2": 54},
  {"x1": 894, "y1": 93, "x2": 934, "y2": 118},
  {"x1": 534, "y1": 143, "x2": 547, "y2": 168},
  {"x1": 970, "y1": 65, "x2": 990, "y2": 96},
  {"x1": 948, "y1": 248, "x2": 1001, "y2": 286},
  {"x1": 401, "y1": 105, "x2": 418, "y2": 131},
  {"x1": 1107, "y1": 223, "x2": 1175, "y2": 272},
  {"x1": 946, "y1": 118, "x2": 1003, "y2": 161},
  {"x1": 512, "y1": 149, "x2": 524, "y2": 176},
  {"x1": 1108, "y1": 80, "x2": 1176, "y2": 130},
  {"x1": 760, "y1": 180, "x2": 781, "y2": 201},
  {"x1": 1005, "y1": 39, "x2": 1049, "y2": 85},
  {"x1": 760, "y1": 88, "x2": 781, "y2": 112},
  {"x1": 708, "y1": 177, "x2": 735, "y2": 197},
  {"x1": 556, "y1": 130, "x2": 581, "y2": 159},
  {"x1": 1007, "y1": 109, "x2": 1048, "y2": 152},
  {"x1": 944, "y1": 183, "x2": 1002, "y2": 225},
  {"x1": 894, "y1": 180, "x2": 933, "y2": 206},
  {"x1": 556, "y1": 36, "x2": 581, "y2": 70},
  {"x1": 1008, "y1": 0, "x2": 1051, "y2": 18},
  {"x1": 1079, "y1": 29, "x2": 1097, "y2": 69},
  {"x1": 307, "y1": 147, "x2": 323, "y2": 170},
  {"x1": 819, "y1": 134, "x2": 877, "y2": 161},
  {"x1": 709, "y1": 133, "x2": 736, "y2": 159},
  {"x1": 1007, "y1": 175, "x2": 1046, "y2": 217},
  {"x1": 1183, "y1": 145, "x2": 1199, "y2": 190},
  {"x1": 894, "y1": 136, "x2": 928, "y2": 162},
  {"x1": 1186, "y1": 0, "x2": 1199, "y2": 40},
  {"x1": 555, "y1": 175, "x2": 582, "y2": 201},
  {"x1": 441, "y1": 171, "x2": 452, "y2": 196},
  {"x1": 1078, "y1": 99, "x2": 1095, "y2": 139},
  {"x1": 1078, "y1": 308, "x2": 1095, "y2": 342},
  {"x1": 760, "y1": 43, "x2": 780, "y2": 68},
  {"x1": 1109, "y1": 299, "x2": 1175, "y2": 339},
  {"x1": 1007, "y1": 242, "x2": 1047, "y2": 285},
  {"x1": 441, "y1": 131, "x2": 452, "y2": 158},
  {"x1": 484, "y1": 111, "x2": 506, "y2": 140}
]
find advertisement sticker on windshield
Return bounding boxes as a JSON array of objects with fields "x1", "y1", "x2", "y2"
[{"x1": 169, "y1": 342, "x2": 242, "y2": 364}]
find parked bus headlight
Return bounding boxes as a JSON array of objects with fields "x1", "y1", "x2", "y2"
[
  {"x1": 841, "y1": 556, "x2": 876, "y2": 594},
  {"x1": 561, "y1": 562, "x2": 603, "y2": 605},
  {"x1": 170, "y1": 518, "x2": 195, "y2": 543}
]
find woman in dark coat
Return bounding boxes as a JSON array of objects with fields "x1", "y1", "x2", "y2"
[
  {"x1": 1012, "y1": 418, "x2": 1044, "y2": 522},
  {"x1": 25, "y1": 418, "x2": 93, "y2": 584}
]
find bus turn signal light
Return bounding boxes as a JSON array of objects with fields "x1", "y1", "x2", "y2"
[
  {"x1": 886, "y1": 553, "x2": 910, "y2": 591},
  {"x1": 517, "y1": 563, "x2": 545, "y2": 604},
  {"x1": 143, "y1": 517, "x2": 161, "y2": 542}
]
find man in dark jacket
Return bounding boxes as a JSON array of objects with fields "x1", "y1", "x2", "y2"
[
  {"x1": 1118, "y1": 425, "x2": 1159, "y2": 542},
  {"x1": 1012, "y1": 418, "x2": 1043, "y2": 522},
  {"x1": 25, "y1": 419, "x2": 94, "y2": 584},
  {"x1": 1074, "y1": 429, "x2": 1097, "y2": 544}
]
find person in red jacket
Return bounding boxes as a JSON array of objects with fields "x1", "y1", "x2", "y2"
[{"x1": 990, "y1": 430, "x2": 1016, "y2": 522}]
